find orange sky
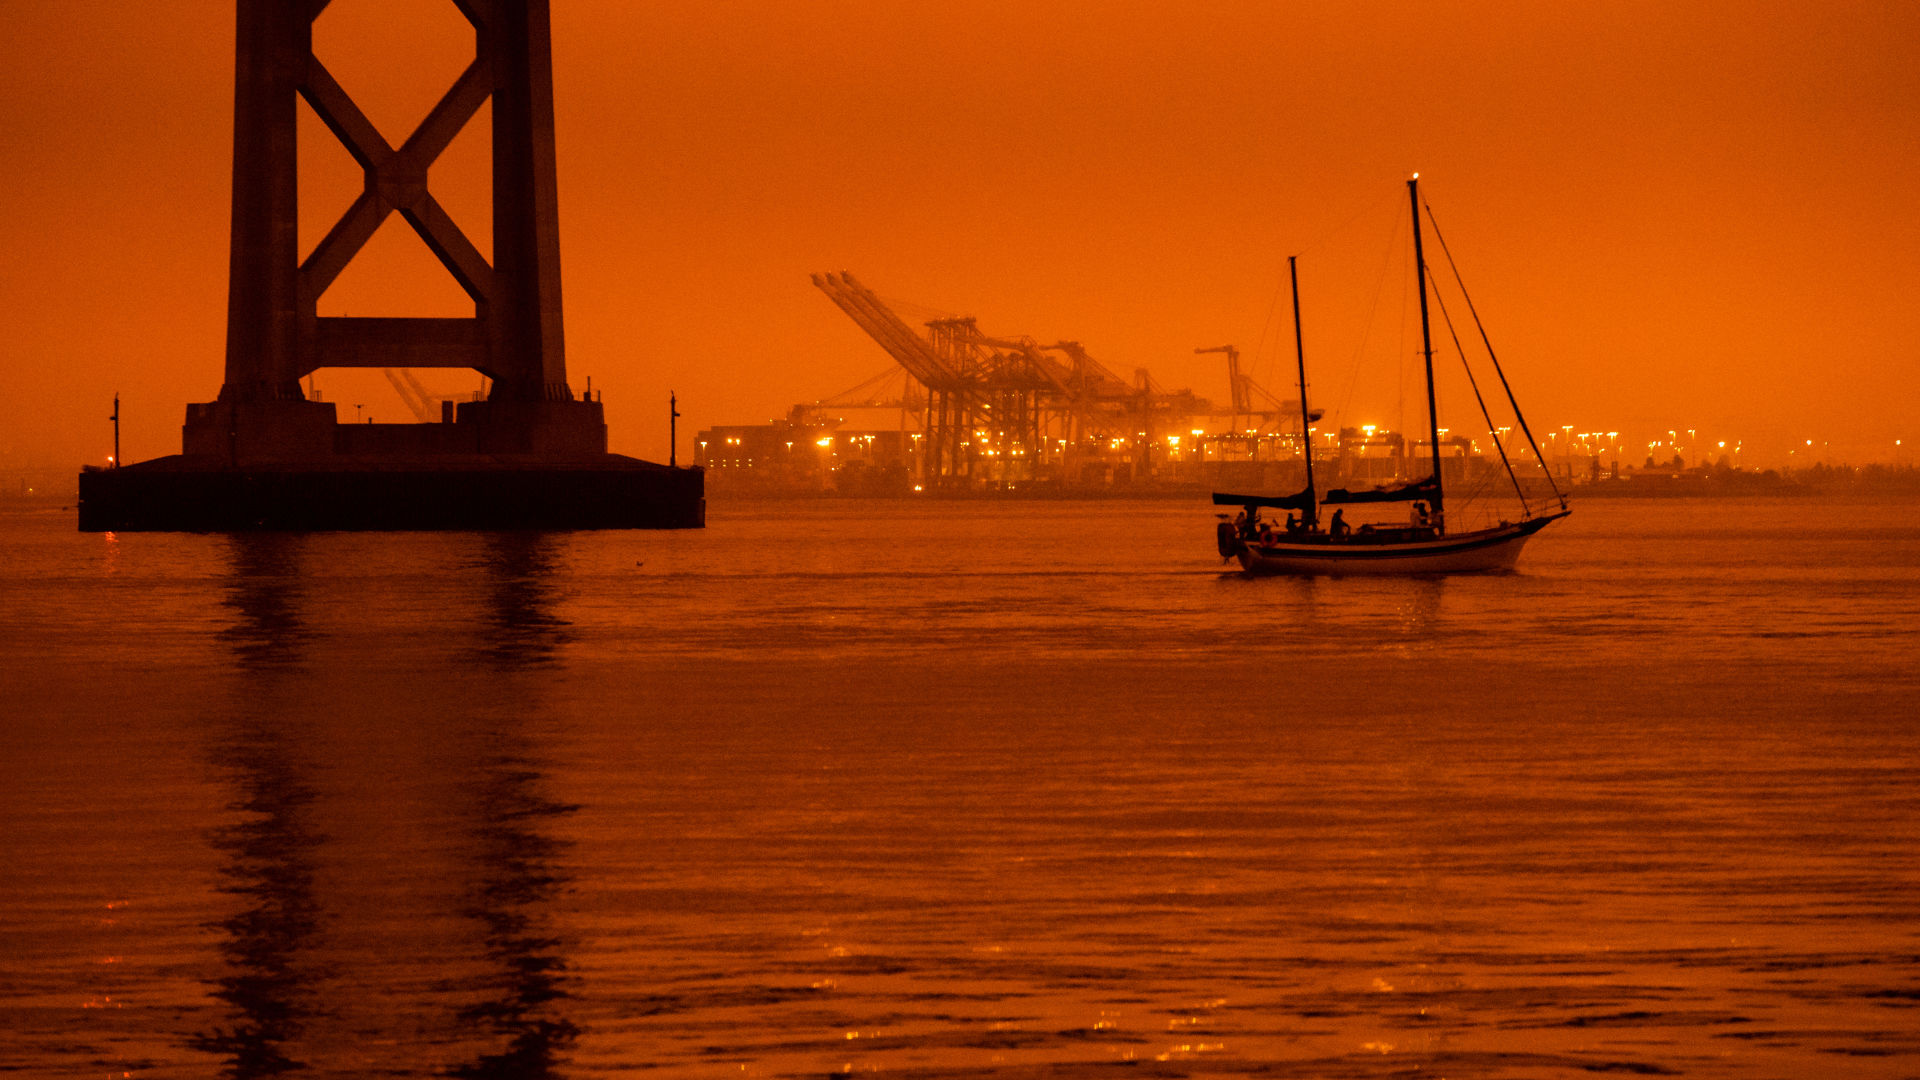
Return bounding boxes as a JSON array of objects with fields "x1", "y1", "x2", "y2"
[{"x1": 3, "y1": 0, "x2": 1917, "y2": 470}]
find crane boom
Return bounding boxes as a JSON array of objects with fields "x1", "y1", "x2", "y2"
[
  {"x1": 1195, "y1": 345, "x2": 1248, "y2": 417},
  {"x1": 382, "y1": 368, "x2": 437, "y2": 423},
  {"x1": 812, "y1": 273, "x2": 964, "y2": 388}
]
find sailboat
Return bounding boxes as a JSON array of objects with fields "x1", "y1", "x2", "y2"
[{"x1": 1212, "y1": 176, "x2": 1569, "y2": 575}]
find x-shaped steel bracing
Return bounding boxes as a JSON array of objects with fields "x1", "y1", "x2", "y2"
[{"x1": 296, "y1": 0, "x2": 500, "y2": 376}]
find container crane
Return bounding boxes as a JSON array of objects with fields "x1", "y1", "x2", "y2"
[
  {"x1": 1195, "y1": 345, "x2": 1311, "y2": 434},
  {"x1": 382, "y1": 368, "x2": 451, "y2": 423},
  {"x1": 1196, "y1": 345, "x2": 1250, "y2": 431},
  {"x1": 814, "y1": 272, "x2": 1212, "y2": 487}
]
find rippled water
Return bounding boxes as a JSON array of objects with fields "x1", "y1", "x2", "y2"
[{"x1": 3, "y1": 496, "x2": 1918, "y2": 1078}]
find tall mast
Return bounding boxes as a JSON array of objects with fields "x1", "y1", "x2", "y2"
[
  {"x1": 1288, "y1": 255, "x2": 1316, "y2": 526},
  {"x1": 1409, "y1": 175, "x2": 1444, "y2": 521}
]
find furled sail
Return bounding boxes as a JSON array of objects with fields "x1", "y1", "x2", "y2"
[
  {"x1": 1321, "y1": 476, "x2": 1441, "y2": 505},
  {"x1": 1212, "y1": 485, "x2": 1316, "y2": 513}
]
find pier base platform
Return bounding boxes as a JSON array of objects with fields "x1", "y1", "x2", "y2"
[{"x1": 79, "y1": 455, "x2": 704, "y2": 532}]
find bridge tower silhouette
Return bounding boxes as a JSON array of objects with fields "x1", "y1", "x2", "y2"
[{"x1": 81, "y1": 0, "x2": 704, "y2": 530}]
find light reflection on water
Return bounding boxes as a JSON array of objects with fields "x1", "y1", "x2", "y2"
[{"x1": 1, "y1": 497, "x2": 1918, "y2": 1077}]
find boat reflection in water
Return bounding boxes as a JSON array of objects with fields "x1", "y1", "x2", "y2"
[{"x1": 193, "y1": 534, "x2": 579, "y2": 1078}]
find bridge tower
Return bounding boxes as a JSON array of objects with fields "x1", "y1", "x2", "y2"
[
  {"x1": 186, "y1": 0, "x2": 603, "y2": 459},
  {"x1": 82, "y1": 0, "x2": 704, "y2": 530}
]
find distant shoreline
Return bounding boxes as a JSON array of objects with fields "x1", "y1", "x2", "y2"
[{"x1": 706, "y1": 484, "x2": 1920, "y2": 504}]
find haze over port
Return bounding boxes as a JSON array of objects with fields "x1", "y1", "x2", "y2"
[
  {"x1": 7, "y1": 5, "x2": 1920, "y2": 1073},
  {"x1": 2, "y1": 0, "x2": 1916, "y2": 473}
]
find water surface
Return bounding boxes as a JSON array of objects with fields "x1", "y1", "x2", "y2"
[{"x1": 3, "y1": 497, "x2": 1918, "y2": 1077}]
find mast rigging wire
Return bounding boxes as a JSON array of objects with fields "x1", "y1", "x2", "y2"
[
  {"x1": 1331, "y1": 199, "x2": 1408, "y2": 433},
  {"x1": 1420, "y1": 198, "x2": 1568, "y2": 509},
  {"x1": 1430, "y1": 277, "x2": 1532, "y2": 516}
]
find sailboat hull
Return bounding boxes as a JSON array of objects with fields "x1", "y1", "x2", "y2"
[{"x1": 1234, "y1": 513, "x2": 1565, "y2": 576}]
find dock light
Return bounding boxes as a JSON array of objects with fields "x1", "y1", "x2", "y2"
[
  {"x1": 816, "y1": 437, "x2": 833, "y2": 447},
  {"x1": 1718, "y1": 441, "x2": 1725, "y2": 448}
]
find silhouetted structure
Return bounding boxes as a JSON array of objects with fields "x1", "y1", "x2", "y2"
[
  {"x1": 812, "y1": 273, "x2": 1209, "y2": 488},
  {"x1": 81, "y1": 0, "x2": 702, "y2": 531}
]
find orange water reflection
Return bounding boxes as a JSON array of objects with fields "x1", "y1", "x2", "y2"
[{"x1": 195, "y1": 534, "x2": 579, "y2": 1077}]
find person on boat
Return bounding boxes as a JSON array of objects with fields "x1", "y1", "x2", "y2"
[
  {"x1": 1411, "y1": 501, "x2": 1429, "y2": 530},
  {"x1": 1330, "y1": 508, "x2": 1349, "y2": 537},
  {"x1": 1285, "y1": 513, "x2": 1302, "y2": 535},
  {"x1": 1234, "y1": 509, "x2": 1251, "y2": 540}
]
